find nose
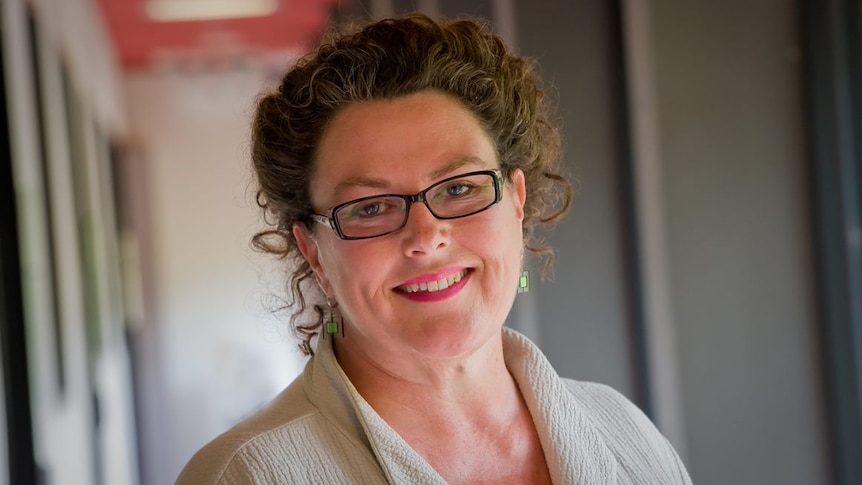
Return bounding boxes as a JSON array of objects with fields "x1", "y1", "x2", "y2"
[{"x1": 401, "y1": 201, "x2": 450, "y2": 257}]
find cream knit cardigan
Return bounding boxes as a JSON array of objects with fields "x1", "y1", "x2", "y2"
[{"x1": 176, "y1": 328, "x2": 692, "y2": 484}]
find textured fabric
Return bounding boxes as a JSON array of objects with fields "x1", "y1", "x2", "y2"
[{"x1": 176, "y1": 328, "x2": 692, "y2": 484}]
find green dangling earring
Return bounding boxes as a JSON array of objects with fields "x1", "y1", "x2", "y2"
[
  {"x1": 517, "y1": 269, "x2": 530, "y2": 293},
  {"x1": 324, "y1": 299, "x2": 343, "y2": 337}
]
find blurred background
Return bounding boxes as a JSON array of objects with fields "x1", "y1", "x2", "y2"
[{"x1": 1, "y1": 0, "x2": 860, "y2": 484}]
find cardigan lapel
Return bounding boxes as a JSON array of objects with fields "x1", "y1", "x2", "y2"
[
  {"x1": 502, "y1": 328, "x2": 620, "y2": 484},
  {"x1": 302, "y1": 333, "x2": 373, "y2": 453},
  {"x1": 307, "y1": 333, "x2": 448, "y2": 484},
  {"x1": 307, "y1": 328, "x2": 620, "y2": 484}
]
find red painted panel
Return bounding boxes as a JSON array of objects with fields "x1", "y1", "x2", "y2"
[{"x1": 96, "y1": 0, "x2": 345, "y2": 68}]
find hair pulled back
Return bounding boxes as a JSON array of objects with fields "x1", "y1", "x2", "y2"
[{"x1": 251, "y1": 13, "x2": 571, "y2": 354}]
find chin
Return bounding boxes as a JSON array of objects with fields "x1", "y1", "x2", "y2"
[{"x1": 406, "y1": 319, "x2": 501, "y2": 360}]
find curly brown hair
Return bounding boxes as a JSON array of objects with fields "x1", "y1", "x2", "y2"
[{"x1": 251, "y1": 13, "x2": 571, "y2": 355}]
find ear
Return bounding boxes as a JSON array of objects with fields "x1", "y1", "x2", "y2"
[
  {"x1": 293, "y1": 224, "x2": 334, "y2": 297},
  {"x1": 509, "y1": 168, "x2": 527, "y2": 222}
]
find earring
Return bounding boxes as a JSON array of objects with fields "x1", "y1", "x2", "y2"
[
  {"x1": 517, "y1": 269, "x2": 530, "y2": 293},
  {"x1": 324, "y1": 299, "x2": 344, "y2": 337}
]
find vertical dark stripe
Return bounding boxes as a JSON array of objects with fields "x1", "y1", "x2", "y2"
[
  {"x1": 803, "y1": 0, "x2": 862, "y2": 483},
  {"x1": 608, "y1": 0, "x2": 653, "y2": 417},
  {"x1": 0, "y1": 11, "x2": 38, "y2": 485}
]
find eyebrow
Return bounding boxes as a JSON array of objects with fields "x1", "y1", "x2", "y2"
[{"x1": 331, "y1": 156, "x2": 489, "y2": 196}]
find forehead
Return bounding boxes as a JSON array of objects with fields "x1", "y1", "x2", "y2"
[{"x1": 309, "y1": 91, "x2": 498, "y2": 205}]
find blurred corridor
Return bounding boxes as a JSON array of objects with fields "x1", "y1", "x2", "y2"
[{"x1": 1, "y1": 0, "x2": 860, "y2": 484}]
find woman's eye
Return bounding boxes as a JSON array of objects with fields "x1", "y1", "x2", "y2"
[
  {"x1": 445, "y1": 183, "x2": 474, "y2": 197},
  {"x1": 345, "y1": 199, "x2": 400, "y2": 219},
  {"x1": 357, "y1": 202, "x2": 383, "y2": 217}
]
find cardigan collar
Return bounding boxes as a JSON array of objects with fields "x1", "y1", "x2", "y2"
[{"x1": 303, "y1": 327, "x2": 619, "y2": 484}]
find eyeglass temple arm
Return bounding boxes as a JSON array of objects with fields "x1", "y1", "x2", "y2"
[{"x1": 310, "y1": 214, "x2": 335, "y2": 230}]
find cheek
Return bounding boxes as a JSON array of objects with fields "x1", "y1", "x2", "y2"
[
  {"x1": 319, "y1": 244, "x2": 350, "y2": 290},
  {"x1": 318, "y1": 240, "x2": 385, "y2": 296},
  {"x1": 313, "y1": 237, "x2": 350, "y2": 295},
  {"x1": 463, "y1": 209, "x2": 523, "y2": 267}
]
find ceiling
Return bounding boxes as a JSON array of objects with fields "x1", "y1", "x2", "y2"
[{"x1": 96, "y1": 0, "x2": 348, "y2": 70}]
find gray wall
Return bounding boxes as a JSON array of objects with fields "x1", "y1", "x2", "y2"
[
  {"x1": 515, "y1": 0, "x2": 832, "y2": 483},
  {"x1": 650, "y1": 1, "x2": 830, "y2": 483}
]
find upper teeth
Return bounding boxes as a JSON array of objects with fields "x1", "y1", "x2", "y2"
[{"x1": 400, "y1": 270, "x2": 467, "y2": 293}]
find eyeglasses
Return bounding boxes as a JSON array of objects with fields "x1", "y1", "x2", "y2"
[{"x1": 310, "y1": 169, "x2": 504, "y2": 240}]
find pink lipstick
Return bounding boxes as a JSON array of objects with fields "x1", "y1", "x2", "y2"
[{"x1": 395, "y1": 268, "x2": 471, "y2": 302}]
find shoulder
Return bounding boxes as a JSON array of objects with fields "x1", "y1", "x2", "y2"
[
  {"x1": 174, "y1": 378, "x2": 312, "y2": 484},
  {"x1": 174, "y1": 379, "x2": 381, "y2": 485},
  {"x1": 561, "y1": 379, "x2": 692, "y2": 484},
  {"x1": 561, "y1": 379, "x2": 651, "y2": 431}
]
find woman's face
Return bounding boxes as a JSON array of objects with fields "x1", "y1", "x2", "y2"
[{"x1": 294, "y1": 90, "x2": 526, "y2": 366}]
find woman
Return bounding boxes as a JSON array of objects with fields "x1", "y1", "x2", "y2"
[{"x1": 177, "y1": 14, "x2": 691, "y2": 485}]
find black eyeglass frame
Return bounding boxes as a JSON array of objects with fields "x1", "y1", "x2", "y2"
[{"x1": 310, "y1": 169, "x2": 505, "y2": 240}]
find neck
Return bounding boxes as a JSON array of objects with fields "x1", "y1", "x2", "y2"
[
  {"x1": 333, "y1": 329, "x2": 522, "y2": 428},
  {"x1": 329, "y1": 329, "x2": 551, "y2": 485}
]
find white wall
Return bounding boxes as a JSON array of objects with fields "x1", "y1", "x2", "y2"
[{"x1": 123, "y1": 67, "x2": 306, "y2": 485}]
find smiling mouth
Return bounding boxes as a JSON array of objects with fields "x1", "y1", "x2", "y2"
[{"x1": 397, "y1": 269, "x2": 469, "y2": 294}]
